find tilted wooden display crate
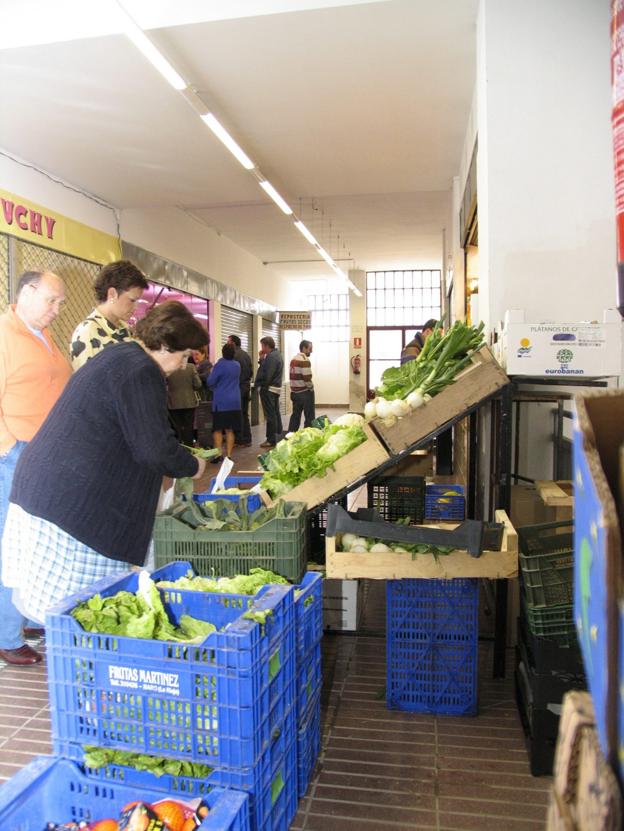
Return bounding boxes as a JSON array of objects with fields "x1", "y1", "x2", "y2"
[
  {"x1": 326, "y1": 509, "x2": 517, "y2": 580},
  {"x1": 370, "y1": 345, "x2": 510, "y2": 456},
  {"x1": 277, "y1": 422, "x2": 390, "y2": 510}
]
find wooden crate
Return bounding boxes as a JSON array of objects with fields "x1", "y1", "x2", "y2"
[
  {"x1": 371, "y1": 346, "x2": 509, "y2": 456},
  {"x1": 326, "y1": 509, "x2": 517, "y2": 580},
  {"x1": 535, "y1": 479, "x2": 574, "y2": 522},
  {"x1": 278, "y1": 422, "x2": 390, "y2": 510}
]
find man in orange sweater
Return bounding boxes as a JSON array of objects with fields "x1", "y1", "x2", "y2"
[{"x1": 0, "y1": 270, "x2": 71, "y2": 665}]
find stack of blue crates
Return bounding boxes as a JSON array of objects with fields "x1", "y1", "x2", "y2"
[
  {"x1": 293, "y1": 572, "x2": 323, "y2": 797},
  {"x1": 150, "y1": 562, "x2": 324, "y2": 798},
  {"x1": 1, "y1": 564, "x2": 299, "y2": 831}
]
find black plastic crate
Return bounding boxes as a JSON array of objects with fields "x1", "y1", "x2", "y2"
[
  {"x1": 368, "y1": 475, "x2": 425, "y2": 524},
  {"x1": 514, "y1": 664, "x2": 559, "y2": 777},
  {"x1": 518, "y1": 614, "x2": 584, "y2": 678},
  {"x1": 515, "y1": 640, "x2": 586, "y2": 711},
  {"x1": 307, "y1": 497, "x2": 347, "y2": 560}
]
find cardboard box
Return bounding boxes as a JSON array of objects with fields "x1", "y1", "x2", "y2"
[
  {"x1": 371, "y1": 346, "x2": 509, "y2": 456},
  {"x1": 573, "y1": 391, "x2": 624, "y2": 772},
  {"x1": 500, "y1": 309, "x2": 622, "y2": 377},
  {"x1": 323, "y1": 578, "x2": 363, "y2": 631},
  {"x1": 326, "y1": 509, "x2": 517, "y2": 580}
]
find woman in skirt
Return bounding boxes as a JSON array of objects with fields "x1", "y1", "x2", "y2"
[{"x1": 207, "y1": 342, "x2": 242, "y2": 463}]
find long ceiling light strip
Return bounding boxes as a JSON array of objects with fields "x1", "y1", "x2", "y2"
[
  {"x1": 258, "y1": 180, "x2": 293, "y2": 215},
  {"x1": 117, "y1": 6, "x2": 359, "y2": 294},
  {"x1": 200, "y1": 113, "x2": 255, "y2": 170}
]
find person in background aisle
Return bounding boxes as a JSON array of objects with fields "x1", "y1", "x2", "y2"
[
  {"x1": 193, "y1": 346, "x2": 213, "y2": 400},
  {"x1": 227, "y1": 334, "x2": 253, "y2": 447},
  {"x1": 207, "y1": 343, "x2": 241, "y2": 464},
  {"x1": 167, "y1": 356, "x2": 203, "y2": 446},
  {"x1": 254, "y1": 336, "x2": 284, "y2": 448},
  {"x1": 288, "y1": 339, "x2": 315, "y2": 432},
  {"x1": 1, "y1": 301, "x2": 207, "y2": 624},
  {"x1": 70, "y1": 259, "x2": 149, "y2": 370},
  {"x1": 400, "y1": 318, "x2": 439, "y2": 364},
  {"x1": 0, "y1": 270, "x2": 71, "y2": 665}
]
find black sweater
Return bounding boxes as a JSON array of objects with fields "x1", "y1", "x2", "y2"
[{"x1": 11, "y1": 342, "x2": 198, "y2": 565}]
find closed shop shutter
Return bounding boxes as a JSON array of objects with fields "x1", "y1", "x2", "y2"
[
  {"x1": 261, "y1": 318, "x2": 288, "y2": 419},
  {"x1": 221, "y1": 305, "x2": 253, "y2": 353}
]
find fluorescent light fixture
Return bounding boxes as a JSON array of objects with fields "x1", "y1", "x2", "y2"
[
  {"x1": 259, "y1": 180, "x2": 293, "y2": 215},
  {"x1": 201, "y1": 113, "x2": 255, "y2": 170},
  {"x1": 120, "y1": 14, "x2": 187, "y2": 90},
  {"x1": 316, "y1": 245, "x2": 336, "y2": 267},
  {"x1": 294, "y1": 220, "x2": 319, "y2": 247},
  {"x1": 348, "y1": 280, "x2": 363, "y2": 297}
]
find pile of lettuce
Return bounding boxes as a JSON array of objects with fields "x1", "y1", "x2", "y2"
[
  {"x1": 83, "y1": 746, "x2": 213, "y2": 779},
  {"x1": 259, "y1": 420, "x2": 367, "y2": 498},
  {"x1": 71, "y1": 575, "x2": 216, "y2": 643},
  {"x1": 157, "y1": 567, "x2": 289, "y2": 596},
  {"x1": 162, "y1": 494, "x2": 302, "y2": 533}
]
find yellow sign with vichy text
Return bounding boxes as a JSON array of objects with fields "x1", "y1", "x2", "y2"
[{"x1": 0, "y1": 188, "x2": 121, "y2": 264}]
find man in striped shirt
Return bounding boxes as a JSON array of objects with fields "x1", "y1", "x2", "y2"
[{"x1": 288, "y1": 340, "x2": 315, "y2": 432}]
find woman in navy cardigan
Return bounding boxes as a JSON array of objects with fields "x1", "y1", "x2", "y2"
[{"x1": 207, "y1": 342, "x2": 242, "y2": 463}]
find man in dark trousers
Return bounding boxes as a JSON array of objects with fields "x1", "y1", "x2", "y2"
[
  {"x1": 227, "y1": 334, "x2": 253, "y2": 446},
  {"x1": 400, "y1": 318, "x2": 438, "y2": 364},
  {"x1": 288, "y1": 339, "x2": 315, "y2": 432},
  {"x1": 254, "y1": 336, "x2": 283, "y2": 448}
]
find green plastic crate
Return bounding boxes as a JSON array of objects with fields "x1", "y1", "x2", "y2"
[
  {"x1": 521, "y1": 591, "x2": 576, "y2": 644},
  {"x1": 518, "y1": 521, "x2": 574, "y2": 608},
  {"x1": 153, "y1": 501, "x2": 307, "y2": 581}
]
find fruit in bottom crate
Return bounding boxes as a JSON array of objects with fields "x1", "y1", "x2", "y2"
[
  {"x1": 151, "y1": 800, "x2": 187, "y2": 831},
  {"x1": 89, "y1": 821, "x2": 119, "y2": 831}
]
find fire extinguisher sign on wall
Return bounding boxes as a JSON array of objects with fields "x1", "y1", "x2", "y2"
[{"x1": 612, "y1": 0, "x2": 624, "y2": 315}]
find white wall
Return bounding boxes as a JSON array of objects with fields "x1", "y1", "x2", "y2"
[
  {"x1": 1, "y1": 151, "x2": 118, "y2": 235},
  {"x1": 478, "y1": 0, "x2": 617, "y2": 331},
  {"x1": 1, "y1": 152, "x2": 290, "y2": 309}
]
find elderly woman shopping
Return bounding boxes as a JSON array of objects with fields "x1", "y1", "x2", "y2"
[{"x1": 2, "y1": 301, "x2": 208, "y2": 623}]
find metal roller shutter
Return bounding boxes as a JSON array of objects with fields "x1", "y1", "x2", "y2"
[
  {"x1": 261, "y1": 318, "x2": 288, "y2": 420},
  {"x1": 221, "y1": 305, "x2": 253, "y2": 352}
]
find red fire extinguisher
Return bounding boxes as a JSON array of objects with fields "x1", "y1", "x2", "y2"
[{"x1": 351, "y1": 354, "x2": 361, "y2": 374}]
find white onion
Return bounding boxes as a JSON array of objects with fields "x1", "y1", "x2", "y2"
[
  {"x1": 375, "y1": 399, "x2": 392, "y2": 419},
  {"x1": 369, "y1": 542, "x2": 391, "y2": 553},
  {"x1": 364, "y1": 401, "x2": 377, "y2": 421},
  {"x1": 390, "y1": 398, "x2": 410, "y2": 418},
  {"x1": 350, "y1": 545, "x2": 368, "y2": 553},
  {"x1": 407, "y1": 390, "x2": 425, "y2": 410},
  {"x1": 352, "y1": 537, "x2": 369, "y2": 550},
  {"x1": 341, "y1": 533, "x2": 357, "y2": 550}
]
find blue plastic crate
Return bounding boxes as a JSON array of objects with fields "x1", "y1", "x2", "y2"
[
  {"x1": 152, "y1": 561, "x2": 296, "y2": 654},
  {"x1": 386, "y1": 578, "x2": 479, "y2": 715},
  {"x1": 424, "y1": 483, "x2": 466, "y2": 521},
  {"x1": 294, "y1": 571, "x2": 323, "y2": 663},
  {"x1": 57, "y1": 707, "x2": 297, "y2": 831},
  {"x1": 297, "y1": 690, "x2": 321, "y2": 798},
  {"x1": 0, "y1": 756, "x2": 250, "y2": 831},
  {"x1": 45, "y1": 567, "x2": 295, "y2": 768},
  {"x1": 297, "y1": 641, "x2": 322, "y2": 723},
  {"x1": 194, "y1": 476, "x2": 263, "y2": 513}
]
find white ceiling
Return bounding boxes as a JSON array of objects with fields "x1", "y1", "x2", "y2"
[{"x1": 0, "y1": 0, "x2": 478, "y2": 282}]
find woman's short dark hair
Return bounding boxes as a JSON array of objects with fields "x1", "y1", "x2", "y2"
[
  {"x1": 222, "y1": 343, "x2": 236, "y2": 360},
  {"x1": 135, "y1": 301, "x2": 209, "y2": 351},
  {"x1": 94, "y1": 260, "x2": 149, "y2": 302}
]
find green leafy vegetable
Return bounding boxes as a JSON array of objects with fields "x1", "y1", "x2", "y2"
[
  {"x1": 259, "y1": 422, "x2": 367, "y2": 498},
  {"x1": 71, "y1": 575, "x2": 217, "y2": 643},
  {"x1": 83, "y1": 745, "x2": 213, "y2": 779},
  {"x1": 182, "y1": 444, "x2": 222, "y2": 460},
  {"x1": 158, "y1": 567, "x2": 290, "y2": 596}
]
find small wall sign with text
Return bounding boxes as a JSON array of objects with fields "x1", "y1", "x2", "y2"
[{"x1": 279, "y1": 311, "x2": 311, "y2": 330}]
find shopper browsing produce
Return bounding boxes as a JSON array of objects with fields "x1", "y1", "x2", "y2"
[
  {"x1": 69, "y1": 259, "x2": 149, "y2": 370},
  {"x1": 1, "y1": 301, "x2": 208, "y2": 624},
  {"x1": 206, "y1": 342, "x2": 242, "y2": 463}
]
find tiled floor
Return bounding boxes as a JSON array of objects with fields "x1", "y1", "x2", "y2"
[{"x1": 0, "y1": 408, "x2": 553, "y2": 827}]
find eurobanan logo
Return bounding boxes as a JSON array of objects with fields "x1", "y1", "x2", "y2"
[
  {"x1": 516, "y1": 337, "x2": 532, "y2": 358},
  {"x1": 546, "y1": 347, "x2": 584, "y2": 375}
]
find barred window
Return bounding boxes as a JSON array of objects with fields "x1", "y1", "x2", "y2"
[
  {"x1": 307, "y1": 293, "x2": 349, "y2": 342},
  {"x1": 366, "y1": 270, "x2": 441, "y2": 326}
]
